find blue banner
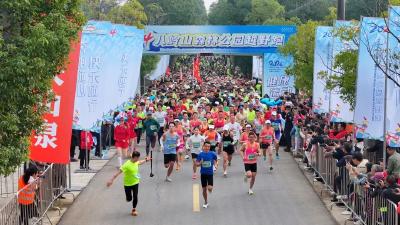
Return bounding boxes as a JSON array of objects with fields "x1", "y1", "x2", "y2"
[
  {"x1": 73, "y1": 21, "x2": 144, "y2": 130},
  {"x1": 354, "y1": 17, "x2": 387, "y2": 140},
  {"x1": 144, "y1": 25, "x2": 296, "y2": 55},
  {"x1": 330, "y1": 20, "x2": 357, "y2": 123},
  {"x1": 313, "y1": 26, "x2": 333, "y2": 114},
  {"x1": 387, "y1": 6, "x2": 400, "y2": 147},
  {"x1": 263, "y1": 53, "x2": 295, "y2": 98}
]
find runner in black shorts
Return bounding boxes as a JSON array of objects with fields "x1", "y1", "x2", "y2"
[
  {"x1": 240, "y1": 132, "x2": 260, "y2": 195},
  {"x1": 221, "y1": 127, "x2": 234, "y2": 177},
  {"x1": 196, "y1": 142, "x2": 218, "y2": 208}
]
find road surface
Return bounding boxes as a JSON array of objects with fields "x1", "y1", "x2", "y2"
[{"x1": 59, "y1": 147, "x2": 337, "y2": 225}]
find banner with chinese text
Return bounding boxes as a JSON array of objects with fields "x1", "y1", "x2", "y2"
[
  {"x1": 73, "y1": 21, "x2": 144, "y2": 130},
  {"x1": 29, "y1": 35, "x2": 81, "y2": 164},
  {"x1": 144, "y1": 25, "x2": 296, "y2": 55},
  {"x1": 387, "y1": 6, "x2": 400, "y2": 147},
  {"x1": 313, "y1": 26, "x2": 333, "y2": 114},
  {"x1": 263, "y1": 53, "x2": 295, "y2": 98},
  {"x1": 330, "y1": 20, "x2": 357, "y2": 123},
  {"x1": 354, "y1": 17, "x2": 387, "y2": 140}
]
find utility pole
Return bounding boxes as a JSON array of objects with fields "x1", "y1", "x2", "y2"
[{"x1": 337, "y1": 0, "x2": 345, "y2": 20}]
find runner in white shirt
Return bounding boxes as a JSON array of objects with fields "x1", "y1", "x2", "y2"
[
  {"x1": 223, "y1": 113, "x2": 242, "y2": 150},
  {"x1": 187, "y1": 127, "x2": 205, "y2": 179}
]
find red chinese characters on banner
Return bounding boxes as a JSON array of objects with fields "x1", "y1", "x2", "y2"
[{"x1": 29, "y1": 34, "x2": 82, "y2": 164}]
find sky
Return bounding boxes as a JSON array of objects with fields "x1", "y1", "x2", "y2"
[{"x1": 204, "y1": 0, "x2": 218, "y2": 12}]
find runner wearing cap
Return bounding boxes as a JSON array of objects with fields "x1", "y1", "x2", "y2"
[
  {"x1": 270, "y1": 111, "x2": 282, "y2": 160},
  {"x1": 221, "y1": 127, "x2": 234, "y2": 176},
  {"x1": 187, "y1": 127, "x2": 205, "y2": 179},
  {"x1": 260, "y1": 120, "x2": 275, "y2": 171},
  {"x1": 240, "y1": 124, "x2": 252, "y2": 145},
  {"x1": 240, "y1": 132, "x2": 261, "y2": 195}
]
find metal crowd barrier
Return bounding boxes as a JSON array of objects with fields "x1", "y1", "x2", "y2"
[
  {"x1": 0, "y1": 163, "x2": 68, "y2": 225},
  {"x1": 0, "y1": 165, "x2": 25, "y2": 198},
  {"x1": 298, "y1": 144, "x2": 399, "y2": 225}
]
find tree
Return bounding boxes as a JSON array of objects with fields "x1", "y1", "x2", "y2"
[
  {"x1": 263, "y1": 17, "x2": 302, "y2": 26},
  {"x1": 106, "y1": 0, "x2": 147, "y2": 28},
  {"x1": 245, "y1": 0, "x2": 284, "y2": 24},
  {"x1": 208, "y1": 0, "x2": 251, "y2": 25},
  {"x1": 0, "y1": 0, "x2": 84, "y2": 175},
  {"x1": 346, "y1": 0, "x2": 388, "y2": 20},
  {"x1": 279, "y1": 20, "x2": 320, "y2": 92},
  {"x1": 278, "y1": 0, "x2": 334, "y2": 22},
  {"x1": 158, "y1": 0, "x2": 207, "y2": 25},
  {"x1": 81, "y1": 0, "x2": 118, "y2": 20},
  {"x1": 143, "y1": 3, "x2": 166, "y2": 25}
]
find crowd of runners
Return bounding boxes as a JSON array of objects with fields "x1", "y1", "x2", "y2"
[{"x1": 104, "y1": 56, "x2": 318, "y2": 216}]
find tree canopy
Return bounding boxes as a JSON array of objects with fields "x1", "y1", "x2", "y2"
[{"x1": 0, "y1": 0, "x2": 84, "y2": 175}]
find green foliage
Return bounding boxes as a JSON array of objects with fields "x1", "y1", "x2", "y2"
[
  {"x1": 322, "y1": 50, "x2": 358, "y2": 109},
  {"x1": 0, "y1": 0, "x2": 84, "y2": 175},
  {"x1": 208, "y1": 0, "x2": 251, "y2": 25},
  {"x1": 143, "y1": 3, "x2": 166, "y2": 25},
  {"x1": 158, "y1": 0, "x2": 207, "y2": 25},
  {"x1": 81, "y1": 0, "x2": 117, "y2": 20},
  {"x1": 279, "y1": 20, "x2": 320, "y2": 93},
  {"x1": 346, "y1": 0, "x2": 388, "y2": 20},
  {"x1": 245, "y1": 0, "x2": 284, "y2": 24},
  {"x1": 141, "y1": 55, "x2": 160, "y2": 76},
  {"x1": 278, "y1": 0, "x2": 334, "y2": 22},
  {"x1": 263, "y1": 17, "x2": 302, "y2": 26},
  {"x1": 106, "y1": 0, "x2": 147, "y2": 28}
]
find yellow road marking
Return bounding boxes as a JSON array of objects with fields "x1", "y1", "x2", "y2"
[{"x1": 193, "y1": 183, "x2": 200, "y2": 212}]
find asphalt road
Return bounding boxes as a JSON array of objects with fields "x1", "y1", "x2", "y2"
[{"x1": 58, "y1": 146, "x2": 337, "y2": 225}]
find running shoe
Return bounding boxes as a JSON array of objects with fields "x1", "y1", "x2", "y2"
[
  {"x1": 248, "y1": 189, "x2": 254, "y2": 195},
  {"x1": 269, "y1": 166, "x2": 273, "y2": 171},
  {"x1": 165, "y1": 176, "x2": 172, "y2": 182},
  {"x1": 263, "y1": 156, "x2": 266, "y2": 161},
  {"x1": 275, "y1": 153, "x2": 280, "y2": 160},
  {"x1": 223, "y1": 171, "x2": 227, "y2": 177},
  {"x1": 228, "y1": 161, "x2": 231, "y2": 166},
  {"x1": 185, "y1": 155, "x2": 190, "y2": 160},
  {"x1": 131, "y1": 209, "x2": 138, "y2": 216},
  {"x1": 192, "y1": 174, "x2": 197, "y2": 180},
  {"x1": 202, "y1": 203, "x2": 208, "y2": 208},
  {"x1": 213, "y1": 166, "x2": 217, "y2": 172},
  {"x1": 217, "y1": 155, "x2": 221, "y2": 160}
]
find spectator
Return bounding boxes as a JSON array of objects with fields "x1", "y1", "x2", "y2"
[
  {"x1": 79, "y1": 130, "x2": 93, "y2": 169},
  {"x1": 18, "y1": 167, "x2": 39, "y2": 225},
  {"x1": 386, "y1": 146, "x2": 400, "y2": 177}
]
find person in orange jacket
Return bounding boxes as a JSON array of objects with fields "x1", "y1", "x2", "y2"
[{"x1": 18, "y1": 167, "x2": 39, "y2": 225}]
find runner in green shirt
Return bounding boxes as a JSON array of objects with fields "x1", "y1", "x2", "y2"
[{"x1": 107, "y1": 151, "x2": 150, "y2": 216}]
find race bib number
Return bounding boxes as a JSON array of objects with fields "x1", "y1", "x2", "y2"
[
  {"x1": 248, "y1": 154, "x2": 256, "y2": 160},
  {"x1": 266, "y1": 135, "x2": 272, "y2": 140},
  {"x1": 168, "y1": 143, "x2": 177, "y2": 149},
  {"x1": 223, "y1": 141, "x2": 230, "y2": 147},
  {"x1": 157, "y1": 118, "x2": 164, "y2": 124},
  {"x1": 150, "y1": 125, "x2": 157, "y2": 131},
  {"x1": 193, "y1": 142, "x2": 201, "y2": 148},
  {"x1": 135, "y1": 173, "x2": 141, "y2": 179},
  {"x1": 202, "y1": 161, "x2": 212, "y2": 168},
  {"x1": 210, "y1": 141, "x2": 216, "y2": 146}
]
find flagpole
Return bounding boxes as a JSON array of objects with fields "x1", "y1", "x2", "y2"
[{"x1": 383, "y1": 16, "x2": 390, "y2": 168}]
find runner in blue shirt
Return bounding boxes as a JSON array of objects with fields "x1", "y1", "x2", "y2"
[
  {"x1": 270, "y1": 111, "x2": 282, "y2": 159},
  {"x1": 196, "y1": 141, "x2": 218, "y2": 209}
]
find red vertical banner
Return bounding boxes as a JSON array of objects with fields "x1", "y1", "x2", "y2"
[
  {"x1": 165, "y1": 66, "x2": 171, "y2": 77},
  {"x1": 29, "y1": 34, "x2": 82, "y2": 164},
  {"x1": 193, "y1": 55, "x2": 202, "y2": 84}
]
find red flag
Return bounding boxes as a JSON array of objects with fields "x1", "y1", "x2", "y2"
[
  {"x1": 29, "y1": 33, "x2": 82, "y2": 164},
  {"x1": 193, "y1": 55, "x2": 202, "y2": 84},
  {"x1": 165, "y1": 66, "x2": 170, "y2": 77}
]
